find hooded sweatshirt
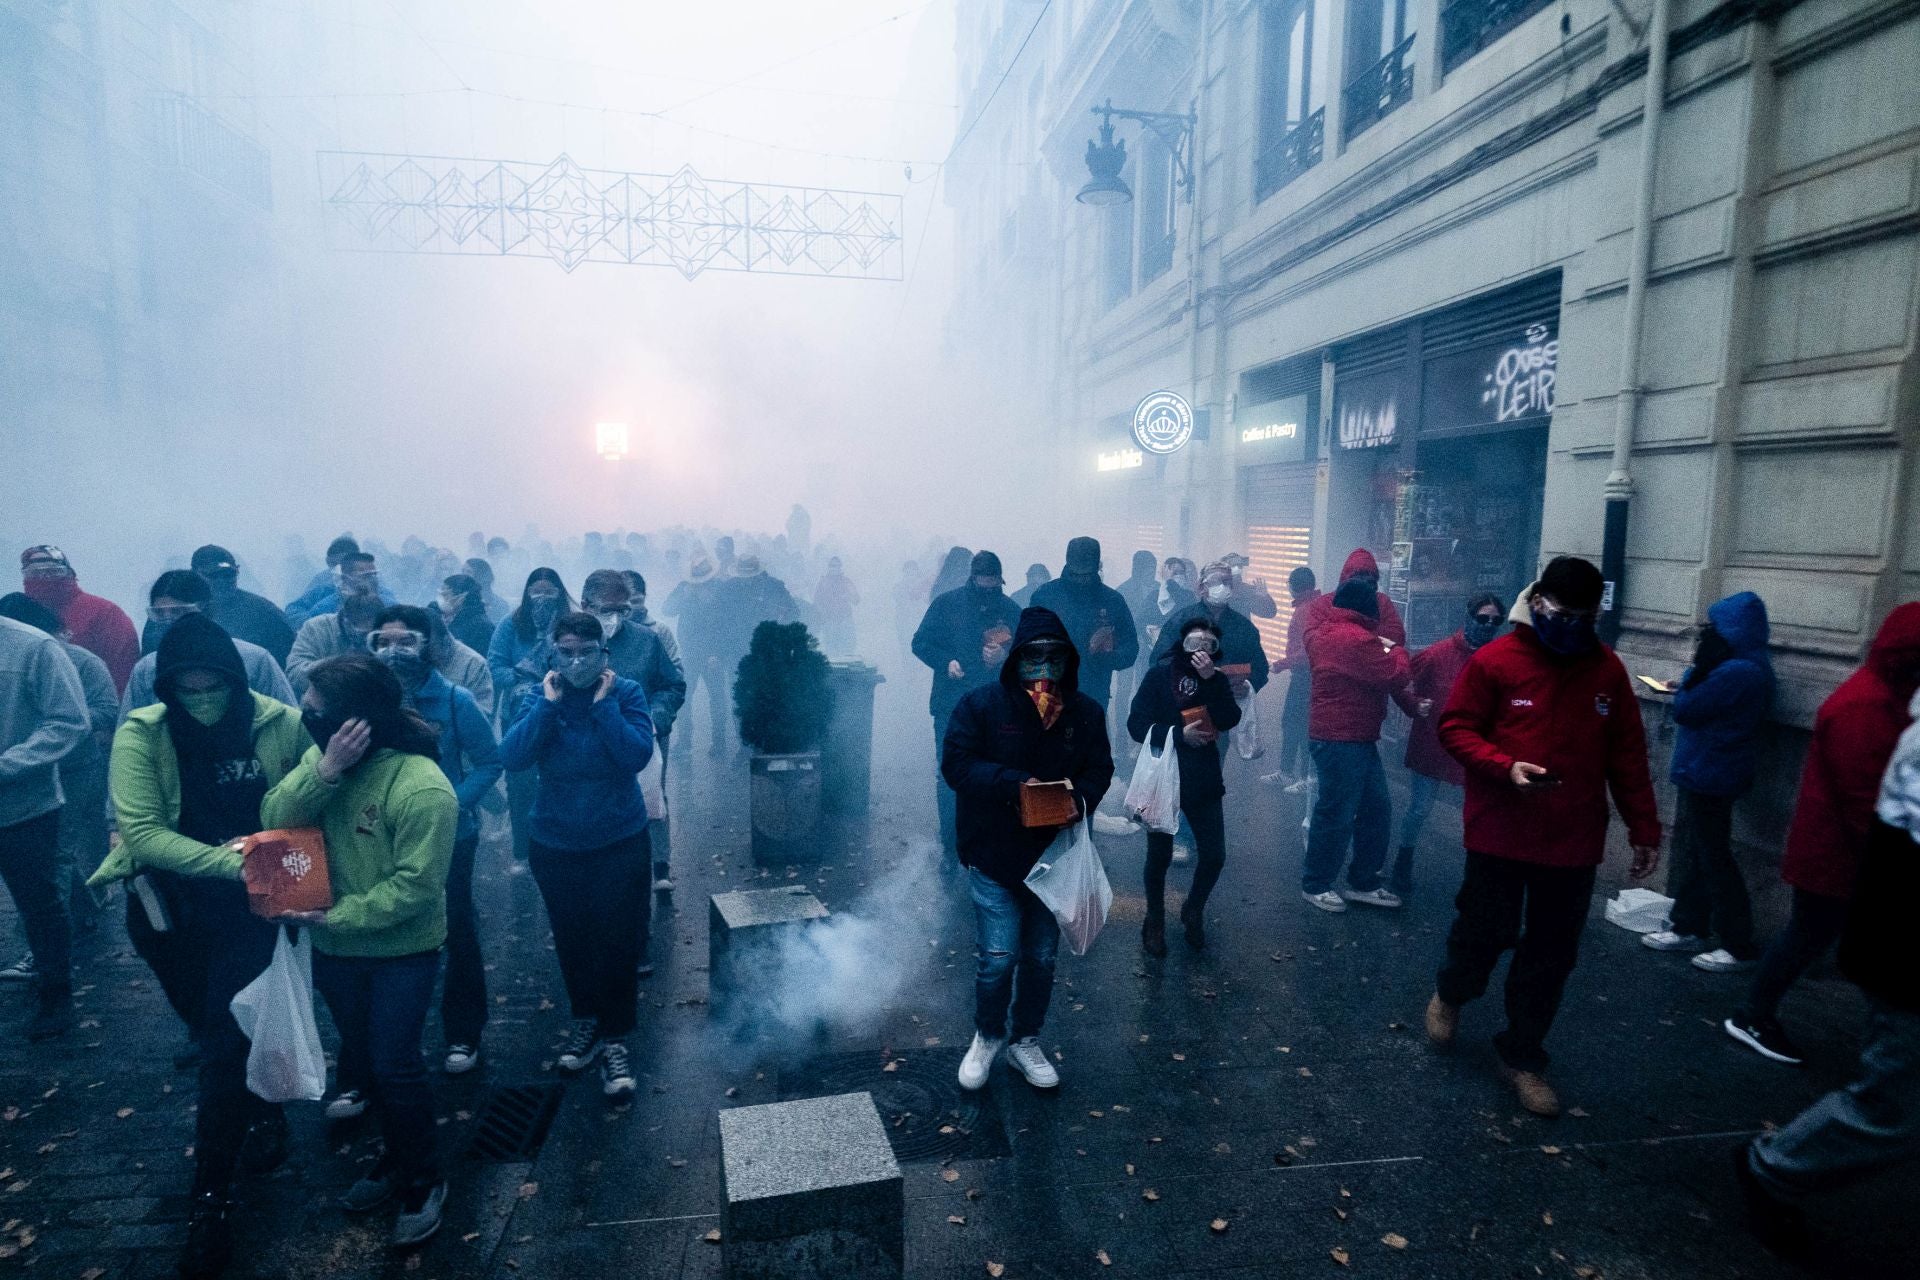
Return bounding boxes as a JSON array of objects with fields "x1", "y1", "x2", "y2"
[
  {"x1": 1299, "y1": 550, "x2": 1407, "y2": 647},
  {"x1": 498, "y1": 676, "x2": 657, "y2": 851},
  {"x1": 1668, "y1": 591, "x2": 1774, "y2": 797},
  {"x1": 1839, "y1": 685, "x2": 1920, "y2": 1012},
  {"x1": 940, "y1": 607, "x2": 1115, "y2": 887},
  {"x1": 1126, "y1": 647, "x2": 1243, "y2": 803},
  {"x1": 1302, "y1": 597, "x2": 1409, "y2": 743},
  {"x1": 1393, "y1": 630, "x2": 1480, "y2": 785},
  {"x1": 24, "y1": 574, "x2": 139, "y2": 694},
  {"x1": 1779, "y1": 603, "x2": 1920, "y2": 900},
  {"x1": 1029, "y1": 572, "x2": 1140, "y2": 706},
  {"x1": 0, "y1": 615, "x2": 88, "y2": 827},
  {"x1": 912, "y1": 581, "x2": 1022, "y2": 718}
]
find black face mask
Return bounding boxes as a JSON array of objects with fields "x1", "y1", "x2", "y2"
[
  {"x1": 1466, "y1": 617, "x2": 1501, "y2": 647},
  {"x1": 302, "y1": 708, "x2": 347, "y2": 752},
  {"x1": 1349, "y1": 572, "x2": 1379, "y2": 593}
]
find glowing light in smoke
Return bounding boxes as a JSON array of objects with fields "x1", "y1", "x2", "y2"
[{"x1": 595, "y1": 421, "x2": 631, "y2": 461}]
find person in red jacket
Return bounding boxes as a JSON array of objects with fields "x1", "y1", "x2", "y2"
[
  {"x1": 1724, "y1": 602, "x2": 1920, "y2": 1066},
  {"x1": 1390, "y1": 594, "x2": 1505, "y2": 895},
  {"x1": 1424, "y1": 557, "x2": 1662, "y2": 1118},
  {"x1": 20, "y1": 546, "x2": 139, "y2": 696},
  {"x1": 1276, "y1": 566, "x2": 1322, "y2": 788},
  {"x1": 1299, "y1": 548, "x2": 1407, "y2": 646},
  {"x1": 1300, "y1": 580, "x2": 1410, "y2": 912}
]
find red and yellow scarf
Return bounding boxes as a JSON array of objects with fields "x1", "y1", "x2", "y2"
[{"x1": 1024, "y1": 678, "x2": 1064, "y2": 730}]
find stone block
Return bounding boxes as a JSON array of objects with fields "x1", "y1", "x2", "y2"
[
  {"x1": 708, "y1": 886, "x2": 830, "y2": 1012},
  {"x1": 719, "y1": 1091, "x2": 902, "y2": 1279}
]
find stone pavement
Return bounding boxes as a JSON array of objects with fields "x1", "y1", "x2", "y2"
[{"x1": 0, "y1": 675, "x2": 1914, "y2": 1279}]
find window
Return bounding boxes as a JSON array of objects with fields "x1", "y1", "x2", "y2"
[
  {"x1": 1344, "y1": 0, "x2": 1417, "y2": 141},
  {"x1": 1100, "y1": 156, "x2": 1135, "y2": 308},
  {"x1": 1256, "y1": 0, "x2": 1329, "y2": 200},
  {"x1": 1441, "y1": 0, "x2": 1552, "y2": 73},
  {"x1": 1136, "y1": 131, "x2": 1176, "y2": 284}
]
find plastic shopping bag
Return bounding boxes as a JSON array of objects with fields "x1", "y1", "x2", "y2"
[
  {"x1": 1122, "y1": 727, "x2": 1182, "y2": 834},
  {"x1": 229, "y1": 926, "x2": 326, "y2": 1103},
  {"x1": 1233, "y1": 687, "x2": 1262, "y2": 761},
  {"x1": 1604, "y1": 888, "x2": 1675, "y2": 934},
  {"x1": 637, "y1": 750, "x2": 668, "y2": 820},
  {"x1": 1024, "y1": 819, "x2": 1114, "y2": 956}
]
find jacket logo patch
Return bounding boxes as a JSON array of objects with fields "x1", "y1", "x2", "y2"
[
  {"x1": 1510, "y1": 698, "x2": 1534, "y2": 708},
  {"x1": 1595, "y1": 695, "x2": 1611, "y2": 717},
  {"x1": 1177, "y1": 676, "x2": 1200, "y2": 700},
  {"x1": 355, "y1": 803, "x2": 379, "y2": 836}
]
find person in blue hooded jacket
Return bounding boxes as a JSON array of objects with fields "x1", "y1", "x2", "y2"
[
  {"x1": 499, "y1": 611, "x2": 654, "y2": 1101},
  {"x1": 1642, "y1": 591, "x2": 1774, "y2": 972}
]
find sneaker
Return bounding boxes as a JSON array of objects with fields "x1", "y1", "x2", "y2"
[
  {"x1": 1006, "y1": 1037, "x2": 1060, "y2": 1089},
  {"x1": 1341, "y1": 887, "x2": 1403, "y2": 909},
  {"x1": 1424, "y1": 993, "x2": 1458, "y2": 1048},
  {"x1": 178, "y1": 1191, "x2": 233, "y2": 1278},
  {"x1": 324, "y1": 1089, "x2": 368, "y2": 1120},
  {"x1": 339, "y1": 1167, "x2": 396, "y2": 1213},
  {"x1": 1170, "y1": 844, "x2": 1193, "y2": 865},
  {"x1": 600, "y1": 1039, "x2": 636, "y2": 1098},
  {"x1": 652, "y1": 876, "x2": 675, "y2": 892},
  {"x1": 1733, "y1": 1143, "x2": 1809, "y2": 1259},
  {"x1": 1641, "y1": 929, "x2": 1710, "y2": 952},
  {"x1": 1091, "y1": 812, "x2": 1135, "y2": 837},
  {"x1": 1692, "y1": 949, "x2": 1756, "y2": 973},
  {"x1": 28, "y1": 991, "x2": 73, "y2": 1042},
  {"x1": 1724, "y1": 1013, "x2": 1805, "y2": 1066},
  {"x1": 1284, "y1": 777, "x2": 1313, "y2": 795},
  {"x1": 557, "y1": 1019, "x2": 601, "y2": 1073},
  {"x1": 1302, "y1": 890, "x2": 1348, "y2": 913},
  {"x1": 239, "y1": 1110, "x2": 290, "y2": 1176},
  {"x1": 636, "y1": 960, "x2": 655, "y2": 979},
  {"x1": 957, "y1": 1032, "x2": 1003, "y2": 1091},
  {"x1": 444, "y1": 1044, "x2": 480, "y2": 1075},
  {"x1": 391, "y1": 1181, "x2": 447, "y2": 1248},
  {"x1": 0, "y1": 953, "x2": 35, "y2": 983},
  {"x1": 1499, "y1": 1065, "x2": 1561, "y2": 1118}
]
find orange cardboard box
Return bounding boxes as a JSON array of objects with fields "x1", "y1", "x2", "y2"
[
  {"x1": 241, "y1": 828, "x2": 334, "y2": 919},
  {"x1": 1018, "y1": 780, "x2": 1079, "y2": 829}
]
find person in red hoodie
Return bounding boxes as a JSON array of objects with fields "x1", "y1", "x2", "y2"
[
  {"x1": 1424, "y1": 557, "x2": 1662, "y2": 1118},
  {"x1": 1723, "y1": 602, "x2": 1920, "y2": 1067},
  {"x1": 1299, "y1": 548, "x2": 1407, "y2": 646},
  {"x1": 1390, "y1": 594, "x2": 1505, "y2": 895},
  {"x1": 1276, "y1": 566, "x2": 1322, "y2": 788},
  {"x1": 1300, "y1": 580, "x2": 1411, "y2": 912},
  {"x1": 20, "y1": 546, "x2": 139, "y2": 696}
]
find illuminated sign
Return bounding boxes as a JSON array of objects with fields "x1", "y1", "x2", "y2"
[
  {"x1": 1336, "y1": 372, "x2": 1397, "y2": 450},
  {"x1": 1241, "y1": 421, "x2": 1297, "y2": 443},
  {"x1": 1236, "y1": 392, "x2": 1311, "y2": 462},
  {"x1": 595, "y1": 422, "x2": 631, "y2": 460},
  {"x1": 1097, "y1": 448, "x2": 1145, "y2": 472},
  {"x1": 1131, "y1": 390, "x2": 1194, "y2": 455}
]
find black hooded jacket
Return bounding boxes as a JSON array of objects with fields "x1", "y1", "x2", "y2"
[
  {"x1": 1029, "y1": 574, "x2": 1139, "y2": 704},
  {"x1": 940, "y1": 608, "x2": 1115, "y2": 887},
  {"x1": 911, "y1": 583, "x2": 1022, "y2": 718},
  {"x1": 1127, "y1": 654, "x2": 1243, "y2": 804},
  {"x1": 154, "y1": 613, "x2": 270, "y2": 848}
]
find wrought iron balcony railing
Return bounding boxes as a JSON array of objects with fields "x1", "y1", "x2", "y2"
[
  {"x1": 1441, "y1": 0, "x2": 1552, "y2": 72},
  {"x1": 1344, "y1": 34, "x2": 1416, "y2": 142},
  {"x1": 1255, "y1": 107, "x2": 1325, "y2": 202}
]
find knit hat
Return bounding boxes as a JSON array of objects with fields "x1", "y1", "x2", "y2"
[
  {"x1": 1332, "y1": 579, "x2": 1379, "y2": 618},
  {"x1": 20, "y1": 545, "x2": 69, "y2": 572},
  {"x1": 970, "y1": 550, "x2": 1003, "y2": 580},
  {"x1": 1065, "y1": 537, "x2": 1101, "y2": 573},
  {"x1": 1536, "y1": 556, "x2": 1604, "y2": 612}
]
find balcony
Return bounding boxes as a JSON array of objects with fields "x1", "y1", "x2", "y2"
[
  {"x1": 1441, "y1": 0, "x2": 1551, "y2": 72},
  {"x1": 156, "y1": 94, "x2": 272, "y2": 211},
  {"x1": 1255, "y1": 107, "x2": 1325, "y2": 203},
  {"x1": 1344, "y1": 34, "x2": 1416, "y2": 143}
]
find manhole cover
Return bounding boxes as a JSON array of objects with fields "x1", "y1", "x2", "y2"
[
  {"x1": 466, "y1": 1083, "x2": 565, "y2": 1162},
  {"x1": 779, "y1": 1049, "x2": 1012, "y2": 1164}
]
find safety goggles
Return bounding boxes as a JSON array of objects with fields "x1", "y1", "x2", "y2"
[
  {"x1": 148, "y1": 603, "x2": 202, "y2": 624},
  {"x1": 368, "y1": 630, "x2": 427, "y2": 655}
]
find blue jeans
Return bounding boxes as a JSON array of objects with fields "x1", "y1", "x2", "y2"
[
  {"x1": 1302, "y1": 740, "x2": 1391, "y2": 895},
  {"x1": 1394, "y1": 772, "x2": 1460, "y2": 893},
  {"x1": 968, "y1": 867, "x2": 1059, "y2": 1041},
  {"x1": 1750, "y1": 1000, "x2": 1920, "y2": 1196},
  {"x1": 315, "y1": 949, "x2": 441, "y2": 1189}
]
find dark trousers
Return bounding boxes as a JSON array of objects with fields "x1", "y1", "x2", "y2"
[
  {"x1": 1279, "y1": 670, "x2": 1311, "y2": 777},
  {"x1": 1745, "y1": 887, "x2": 1850, "y2": 1022},
  {"x1": 505, "y1": 767, "x2": 536, "y2": 862},
  {"x1": 968, "y1": 867, "x2": 1059, "y2": 1041},
  {"x1": 1303, "y1": 739, "x2": 1391, "y2": 894},
  {"x1": 192, "y1": 892, "x2": 280, "y2": 1195},
  {"x1": 933, "y1": 709, "x2": 957, "y2": 853},
  {"x1": 0, "y1": 810, "x2": 71, "y2": 995},
  {"x1": 314, "y1": 949, "x2": 441, "y2": 1190},
  {"x1": 1145, "y1": 794, "x2": 1227, "y2": 919},
  {"x1": 529, "y1": 832, "x2": 650, "y2": 1040},
  {"x1": 686, "y1": 655, "x2": 729, "y2": 756},
  {"x1": 126, "y1": 883, "x2": 207, "y2": 1034},
  {"x1": 441, "y1": 835, "x2": 487, "y2": 1048},
  {"x1": 1436, "y1": 851, "x2": 1597, "y2": 1073},
  {"x1": 1665, "y1": 788, "x2": 1755, "y2": 956}
]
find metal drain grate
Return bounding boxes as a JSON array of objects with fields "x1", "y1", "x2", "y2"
[
  {"x1": 779, "y1": 1049, "x2": 1012, "y2": 1164},
  {"x1": 466, "y1": 1083, "x2": 565, "y2": 1162}
]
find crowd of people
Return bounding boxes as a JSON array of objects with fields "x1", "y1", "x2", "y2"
[{"x1": 0, "y1": 526, "x2": 1915, "y2": 1270}]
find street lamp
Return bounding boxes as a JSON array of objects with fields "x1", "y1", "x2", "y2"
[
  {"x1": 595, "y1": 421, "x2": 631, "y2": 461},
  {"x1": 1075, "y1": 99, "x2": 1197, "y2": 206}
]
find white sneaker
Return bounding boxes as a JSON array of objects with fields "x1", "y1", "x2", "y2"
[
  {"x1": 557, "y1": 1019, "x2": 602, "y2": 1073},
  {"x1": 1341, "y1": 887, "x2": 1403, "y2": 909},
  {"x1": 1284, "y1": 778, "x2": 1313, "y2": 795},
  {"x1": 1171, "y1": 844, "x2": 1193, "y2": 865},
  {"x1": 443, "y1": 1044, "x2": 480, "y2": 1075},
  {"x1": 1302, "y1": 890, "x2": 1348, "y2": 913},
  {"x1": 1692, "y1": 949, "x2": 1756, "y2": 973},
  {"x1": 652, "y1": 876, "x2": 675, "y2": 892},
  {"x1": 600, "y1": 1040, "x2": 636, "y2": 1098},
  {"x1": 324, "y1": 1089, "x2": 368, "y2": 1120},
  {"x1": 1006, "y1": 1037, "x2": 1060, "y2": 1089},
  {"x1": 1092, "y1": 812, "x2": 1135, "y2": 836},
  {"x1": 0, "y1": 953, "x2": 36, "y2": 983},
  {"x1": 957, "y1": 1032, "x2": 1003, "y2": 1091},
  {"x1": 1642, "y1": 930, "x2": 1710, "y2": 952}
]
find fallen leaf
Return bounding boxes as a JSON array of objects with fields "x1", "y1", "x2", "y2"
[
  {"x1": 1088, "y1": 1110, "x2": 1105, "y2": 1118},
  {"x1": 1142, "y1": 1188, "x2": 1161, "y2": 1202},
  {"x1": 1543, "y1": 1210, "x2": 1555, "y2": 1226},
  {"x1": 1567, "y1": 1106, "x2": 1589, "y2": 1118},
  {"x1": 33, "y1": 1145, "x2": 53, "y2": 1157},
  {"x1": 668, "y1": 1158, "x2": 688, "y2": 1168},
  {"x1": 1124, "y1": 1163, "x2": 1135, "y2": 1175},
  {"x1": 1213, "y1": 1142, "x2": 1231, "y2": 1155},
  {"x1": 115, "y1": 1108, "x2": 134, "y2": 1119},
  {"x1": 986, "y1": 1263, "x2": 1005, "y2": 1278},
  {"x1": 1210, "y1": 1218, "x2": 1230, "y2": 1234},
  {"x1": 461, "y1": 1233, "x2": 480, "y2": 1243},
  {"x1": 883, "y1": 1060, "x2": 902, "y2": 1073},
  {"x1": 940, "y1": 1125, "x2": 956, "y2": 1135},
  {"x1": 1298, "y1": 1067, "x2": 1313, "y2": 1078},
  {"x1": 1096, "y1": 1249, "x2": 1112, "y2": 1266},
  {"x1": 1171, "y1": 1052, "x2": 1186, "y2": 1062},
  {"x1": 725, "y1": 1087, "x2": 739, "y2": 1098},
  {"x1": 1541, "y1": 1145, "x2": 1563, "y2": 1156},
  {"x1": 1331, "y1": 1246, "x2": 1351, "y2": 1266},
  {"x1": 703, "y1": 1229, "x2": 721, "y2": 1243},
  {"x1": 1333, "y1": 1207, "x2": 1348, "y2": 1221},
  {"x1": 81, "y1": 1270, "x2": 106, "y2": 1280},
  {"x1": 517, "y1": 1181, "x2": 539, "y2": 1199},
  {"x1": 941, "y1": 1168, "x2": 960, "y2": 1183},
  {"x1": 947, "y1": 1215, "x2": 966, "y2": 1226},
  {"x1": 1382, "y1": 1232, "x2": 1409, "y2": 1249},
  {"x1": 1340, "y1": 1187, "x2": 1352, "y2": 1199}
]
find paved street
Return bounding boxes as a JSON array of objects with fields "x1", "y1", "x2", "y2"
[{"x1": 1, "y1": 676, "x2": 1913, "y2": 1280}]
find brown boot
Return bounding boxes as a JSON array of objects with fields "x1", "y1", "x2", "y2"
[
  {"x1": 1501, "y1": 1065, "x2": 1561, "y2": 1118},
  {"x1": 1424, "y1": 993, "x2": 1457, "y2": 1048},
  {"x1": 1141, "y1": 916, "x2": 1167, "y2": 958}
]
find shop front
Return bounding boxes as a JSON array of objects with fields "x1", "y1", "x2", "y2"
[
  {"x1": 1089, "y1": 414, "x2": 1169, "y2": 567},
  {"x1": 1236, "y1": 352, "x2": 1322, "y2": 662}
]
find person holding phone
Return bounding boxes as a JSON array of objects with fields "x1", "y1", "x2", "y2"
[{"x1": 1426, "y1": 557, "x2": 1662, "y2": 1118}]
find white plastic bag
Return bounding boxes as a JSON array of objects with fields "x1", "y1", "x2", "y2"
[
  {"x1": 1024, "y1": 819, "x2": 1113, "y2": 956},
  {"x1": 1122, "y1": 727, "x2": 1182, "y2": 834},
  {"x1": 637, "y1": 749, "x2": 668, "y2": 819},
  {"x1": 1605, "y1": 888, "x2": 1675, "y2": 934},
  {"x1": 1233, "y1": 687, "x2": 1262, "y2": 761},
  {"x1": 229, "y1": 926, "x2": 326, "y2": 1103}
]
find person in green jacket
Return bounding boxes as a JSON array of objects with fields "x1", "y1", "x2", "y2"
[
  {"x1": 96, "y1": 614, "x2": 308, "y2": 1279},
  {"x1": 264, "y1": 653, "x2": 457, "y2": 1250}
]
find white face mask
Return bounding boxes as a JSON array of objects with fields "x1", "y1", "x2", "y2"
[
  {"x1": 1206, "y1": 583, "x2": 1232, "y2": 606},
  {"x1": 595, "y1": 612, "x2": 624, "y2": 639}
]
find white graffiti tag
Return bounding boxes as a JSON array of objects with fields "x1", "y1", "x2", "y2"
[{"x1": 1482, "y1": 324, "x2": 1558, "y2": 422}]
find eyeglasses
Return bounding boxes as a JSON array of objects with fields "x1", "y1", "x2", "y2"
[
  {"x1": 24, "y1": 565, "x2": 69, "y2": 579},
  {"x1": 148, "y1": 604, "x2": 201, "y2": 623},
  {"x1": 1020, "y1": 644, "x2": 1070, "y2": 661},
  {"x1": 553, "y1": 644, "x2": 604, "y2": 661},
  {"x1": 1472, "y1": 613, "x2": 1502, "y2": 626},
  {"x1": 368, "y1": 630, "x2": 426, "y2": 654},
  {"x1": 586, "y1": 602, "x2": 633, "y2": 619},
  {"x1": 528, "y1": 590, "x2": 560, "y2": 603},
  {"x1": 1534, "y1": 598, "x2": 1597, "y2": 623}
]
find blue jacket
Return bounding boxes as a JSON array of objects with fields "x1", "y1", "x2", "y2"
[
  {"x1": 409, "y1": 671, "x2": 503, "y2": 843},
  {"x1": 499, "y1": 677, "x2": 655, "y2": 851},
  {"x1": 1670, "y1": 592, "x2": 1774, "y2": 797},
  {"x1": 486, "y1": 617, "x2": 552, "y2": 726}
]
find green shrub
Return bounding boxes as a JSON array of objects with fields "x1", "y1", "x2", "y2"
[{"x1": 733, "y1": 620, "x2": 834, "y2": 754}]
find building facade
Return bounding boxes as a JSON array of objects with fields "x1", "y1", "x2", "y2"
[{"x1": 949, "y1": 0, "x2": 1920, "y2": 852}]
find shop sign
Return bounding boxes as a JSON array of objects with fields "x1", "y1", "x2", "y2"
[
  {"x1": 1097, "y1": 447, "x2": 1145, "y2": 472},
  {"x1": 1424, "y1": 322, "x2": 1558, "y2": 434},
  {"x1": 1237, "y1": 393, "x2": 1310, "y2": 462},
  {"x1": 1132, "y1": 390, "x2": 1194, "y2": 455},
  {"x1": 1336, "y1": 370, "x2": 1398, "y2": 450}
]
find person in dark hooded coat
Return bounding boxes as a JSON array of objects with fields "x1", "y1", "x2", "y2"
[
  {"x1": 942, "y1": 607, "x2": 1113, "y2": 1094},
  {"x1": 912, "y1": 551, "x2": 1021, "y2": 852},
  {"x1": 1030, "y1": 537, "x2": 1139, "y2": 716},
  {"x1": 1299, "y1": 548, "x2": 1406, "y2": 646}
]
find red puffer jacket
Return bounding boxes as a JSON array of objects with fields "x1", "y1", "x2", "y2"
[
  {"x1": 1779, "y1": 603, "x2": 1920, "y2": 900},
  {"x1": 1300, "y1": 550, "x2": 1406, "y2": 647},
  {"x1": 1394, "y1": 631, "x2": 1476, "y2": 786},
  {"x1": 1438, "y1": 617, "x2": 1661, "y2": 868},
  {"x1": 1304, "y1": 605, "x2": 1410, "y2": 743}
]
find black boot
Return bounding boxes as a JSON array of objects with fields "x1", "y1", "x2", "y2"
[
  {"x1": 179, "y1": 1190, "x2": 234, "y2": 1278},
  {"x1": 1141, "y1": 914, "x2": 1167, "y2": 958},
  {"x1": 239, "y1": 1108, "x2": 289, "y2": 1177},
  {"x1": 28, "y1": 985, "x2": 73, "y2": 1042},
  {"x1": 1180, "y1": 902, "x2": 1206, "y2": 950}
]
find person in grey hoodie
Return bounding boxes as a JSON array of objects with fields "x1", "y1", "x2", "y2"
[{"x1": 0, "y1": 613, "x2": 89, "y2": 1040}]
